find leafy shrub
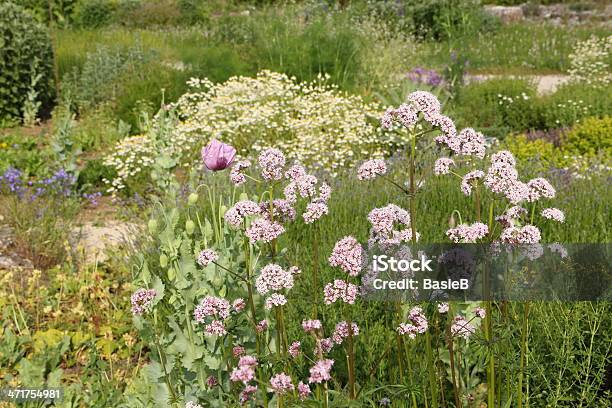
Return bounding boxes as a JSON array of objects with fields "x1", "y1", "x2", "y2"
[
  {"x1": 77, "y1": 158, "x2": 117, "y2": 192},
  {"x1": 0, "y1": 133, "x2": 51, "y2": 177},
  {"x1": 11, "y1": 0, "x2": 79, "y2": 25},
  {"x1": 0, "y1": 2, "x2": 55, "y2": 123},
  {"x1": 563, "y1": 116, "x2": 612, "y2": 157},
  {"x1": 568, "y1": 35, "x2": 611, "y2": 85},
  {"x1": 74, "y1": 0, "x2": 115, "y2": 28},
  {"x1": 404, "y1": 0, "x2": 499, "y2": 40}
]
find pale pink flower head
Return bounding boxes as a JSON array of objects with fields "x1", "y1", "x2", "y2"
[
  {"x1": 289, "y1": 341, "x2": 301, "y2": 358},
  {"x1": 233, "y1": 345, "x2": 245, "y2": 357},
  {"x1": 324, "y1": 279, "x2": 359, "y2": 305},
  {"x1": 407, "y1": 91, "x2": 441, "y2": 120},
  {"x1": 541, "y1": 208, "x2": 565, "y2": 223},
  {"x1": 202, "y1": 139, "x2": 236, "y2": 171},
  {"x1": 474, "y1": 307, "x2": 486, "y2": 319},
  {"x1": 526, "y1": 178, "x2": 555, "y2": 202},
  {"x1": 316, "y1": 338, "x2": 334, "y2": 354},
  {"x1": 303, "y1": 202, "x2": 329, "y2": 224},
  {"x1": 239, "y1": 385, "x2": 257, "y2": 404},
  {"x1": 270, "y1": 373, "x2": 294, "y2": 395},
  {"x1": 329, "y1": 236, "x2": 364, "y2": 276},
  {"x1": 451, "y1": 315, "x2": 475, "y2": 339},
  {"x1": 206, "y1": 376, "x2": 218, "y2": 388},
  {"x1": 455, "y1": 128, "x2": 486, "y2": 158},
  {"x1": 500, "y1": 225, "x2": 541, "y2": 245},
  {"x1": 238, "y1": 355, "x2": 258, "y2": 368},
  {"x1": 255, "y1": 264, "x2": 294, "y2": 295},
  {"x1": 297, "y1": 382, "x2": 311, "y2": 400},
  {"x1": 194, "y1": 296, "x2": 231, "y2": 322},
  {"x1": 204, "y1": 320, "x2": 227, "y2": 336},
  {"x1": 131, "y1": 288, "x2": 157, "y2": 315},
  {"x1": 186, "y1": 402, "x2": 203, "y2": 408},
  {"x1": 285, "y1": 164, "x2": 307, "y2": 180},
  {"x1": 245, "y1": 217, "x2": 285, "y2": 243},
  {"x1": 259, "y1": 148, "x2": 286, "y2": 181},
  {"x1": 357, "y1": 159, "x2": 387, "y2": 180},
  {"x1": 232, "y1": 298, "x2": 246, "y2": 312},
  {"x1": 438, "y1": 303, "x2": 449, "y2": 313},
  {"x1": 196, "y1": 249, "x2": 218, "y2": 267},
  {"x1": 430, "y1": 114, "x2": 457, "y2": 141},
  {"x1": 381, "y1": 107, "x2": 396, "y2": 129},
  {"x1": 461, "y1": 170, "x2": 485, "y2": 196},
  {"x1": 230, "y1": 160, "x2": 251, "y2": 186},
  {"x1": 395, "y1": 103, "x2": 418, "y2": 127},
  {"x1": 302, "y1": 319, "x2": 322, "y2": 333},
  {"x1": 264, "y1": 293, "x2": 287, "y2": 309},
  {"x1": 446, "y1": 222, "x2": 488, "y2": 243},
  {"x1": 256, "y1": 319, "x2": 268, "y2": 333},
  {"x1": 308, "y1": 359, "x2": 334, "y2": 384},
  {"x1": 332, "y1": 321, "x2": 359, "y2": 345},
  {"x1": 434, "y1": 158, "x2": 455, "y2": 175}
]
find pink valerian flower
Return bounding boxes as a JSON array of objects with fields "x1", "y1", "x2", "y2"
[
  {"x1": 289, "y1": 341, "x2": 301, "y2": 358},
  {"x1": 265, "y1": 293, "x2": 287, "y2": 309},
  {"x1": 303, "y1": 202, "x2": 329, "y2": 224},
  {"x1": 507, "y1": 206, "x2": 527, "y2": 218},
  {"x1": 270, "y1": 373, "x2": 294, "y2": 395},
  {"x1": 204, "y1": 320, "x2": 227, "y2": 336},
  {"x1": 255, "y1": 264, "x2": 294, "y2": 295},
  {"x1": 381, "y1": 107, "x2": 396, "y2": 129},
  {"x1": 474, "y1": 307, "x2": 486, "y2": 319},
  {"x1": 491, "y1": 150, "x2": 516, "y2": 166},
  {"x1": 451, "y1": 315, "x2": 475, "y2": 339},
  {"x1": 284, "y1": 182, "x2": 298, "y2": 204},
  {"x1": 259, "y1": 199, "x2": 296, "y2": 222},
  {"x1": 308, "y1": 359, "x2": 334, "y2": 384},
  {"x1": 224, "y1": 200, "x2": 261, "y2": 227},
  {"x1": 194, "y1": 296, "x2": 231, "y2": 321},
  {"x1": 395, "y1": 103, "x2": 419, "y2": 127},
  {"x1": 324, "y1": 279, "x2": 359, "y2": 305},
  {"x1": 541, "y1": 207, "x2": 565, "y2": 222},
  {"x1": 434, "y1": 158, "x2": 455, "y2": 175},
  {"x1": 484, "y1": 162, "x2": 519, "y2": 195},
  {"x1": 407, "y1": 91, "x2": 441, "y2": 121},
  {"x1": 245, "y1": 217, "x2": 285, "y2": 243},
  {"x1": 298, "y1": 382, "x2": 311, "y2": 400},
  {"x1": 318, "y1": 183, "x2": 332, "y2": 203},
  {"x1": 453, "y1": 128, "x2": 486, "y2": 158},
  {"x1": 461, "y1": 170, "x2": 485, "y2": 196},
  {"x1": 504, "y1": 180, "x2": 530, "y2": 205},
  {"x1": 549, "y1": 243, "x2": 568, "y2": 258},
  {"x1": 238, "y1": 355, "x2": 258, "y2": 368},
  {"x1": 315, "y1": 338, "x2": 334, "y2": 355},
  {"x1": 500, "y1": 225, "x2": 541, "y2": 244},
  {"x1": 206, "y1": 376, "x2": 218, "y2": 388},
  {"x1": 233, "y1": 346, "x2": 246, "y2": 357},
  {"x1": 522, "y1": 243, "x2": 544, "y2": 261},
  {"x1": 233, "y1": 298, "x2": 246, "y2": 312},
  {"x1": 295, "y1": 174, "x2": 318, "y2": 197},
  {"x1": 357, "y1": 159, "x2": 387, "y2": 180},
  {"x1": 285, "y1": 164, "x2": 307, "y2": 180},
  {"x1": 239, "y1": 385, "x2": 257, "y2": 404},
  {"x1": 430, "y1": 114, "x2": 457, "y2": 142},
  {"x1": 186, "y1": 402, "x2": 203, "y2": 408},
  {"x1": 230, "y1": 160, "x2": 251, "y2": 186},
  {"x1": 256, "y1": 320, "x2": 268, "y2": 333},
  {"x1": 202, "y1": 139, "x2": 236, "y2": 171},
  {"x1": 332, "y1": 321, "x2": 359, "y2": 345},
  {"x1": 397, "y1": 306, "x2": 428, "y2": 338},
  {"x1": 526, "y1": 178, "x2": 556, "y2": 202},
  {"x1": 302, "y1": 319, "x2": 322, "y2": 333},
  {"x1": 329, "y1": 236, "x2": 364, "y2": 276},
  {"x1": 438, "y1": 303, "x2": 449, "y2": 313},
  {"x1": 368, "y1": 204, "x2": 411, "y2": 236},
  {"x1": 289, "y1": 266, "x2": 301, "y2": 275},
  {"x1": 131, "y1": 288, "x2": 157, "y2": 315},
  {"x1": 196, "y1": 249, "x2": 218, "y2": 267},
  {"x1": 446, "y1": 222, "x2": 488, "y2": 243},
  {"x1": 259, "y1": 148, "x2": 286, "y2": 181}
]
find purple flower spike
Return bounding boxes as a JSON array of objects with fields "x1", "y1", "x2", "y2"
[{"x1": 202, "y1": 139, "x2": 236, "y2": 171}]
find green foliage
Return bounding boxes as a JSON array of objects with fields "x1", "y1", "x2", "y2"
[
  {"x1": 0, "y1": 132, "x2": 51, "y2": 177},
  {"x1": 539, "y1": 82, "x2": 612, "y2": 129},
  {"x1": 453, "y1": 78, "x2": 540, "y2": 136},
  {"x1": 74, "y1": 0, "x2": 115, "y2": 28},
  {"x1": 564, "y1": 116, "x2": 612, "y2": 156},
  {"x1": 12, "y1": 0, "x2": 80, "y2": 25},
  {"x1": 0, "y1": 2, "x2": 55, "y2": 123}
]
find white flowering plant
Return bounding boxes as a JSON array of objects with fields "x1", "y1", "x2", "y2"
[{"x1": 568, "y1": 35, "x2": 612, "y2": 86}]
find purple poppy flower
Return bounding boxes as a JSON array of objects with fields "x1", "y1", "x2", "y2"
[{"x1": 202, "y1": 139, "x2": 236, "y2": 171}]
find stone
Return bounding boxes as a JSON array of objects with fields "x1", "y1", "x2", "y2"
[
  {"x1": 484, "y1": 6, "x2": 524, "y2": 23},
  {"x1": 70, "y1": 221, "x2": 141, "y2": 265}
]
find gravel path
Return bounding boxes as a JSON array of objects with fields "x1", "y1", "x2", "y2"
[{"x1": 465, "y1": 74, "x2": 571, "y2": 95}]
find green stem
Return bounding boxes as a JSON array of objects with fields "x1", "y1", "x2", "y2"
[
  {"x1": 425, "y1": 331, "x2": 439, "y2": 408},
  {"x1": 409, "y1": 129, "x2": 418, "y2": 243},
  {"x1": 518, "y1": 302, "x2": 530, "y2": 408}
]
